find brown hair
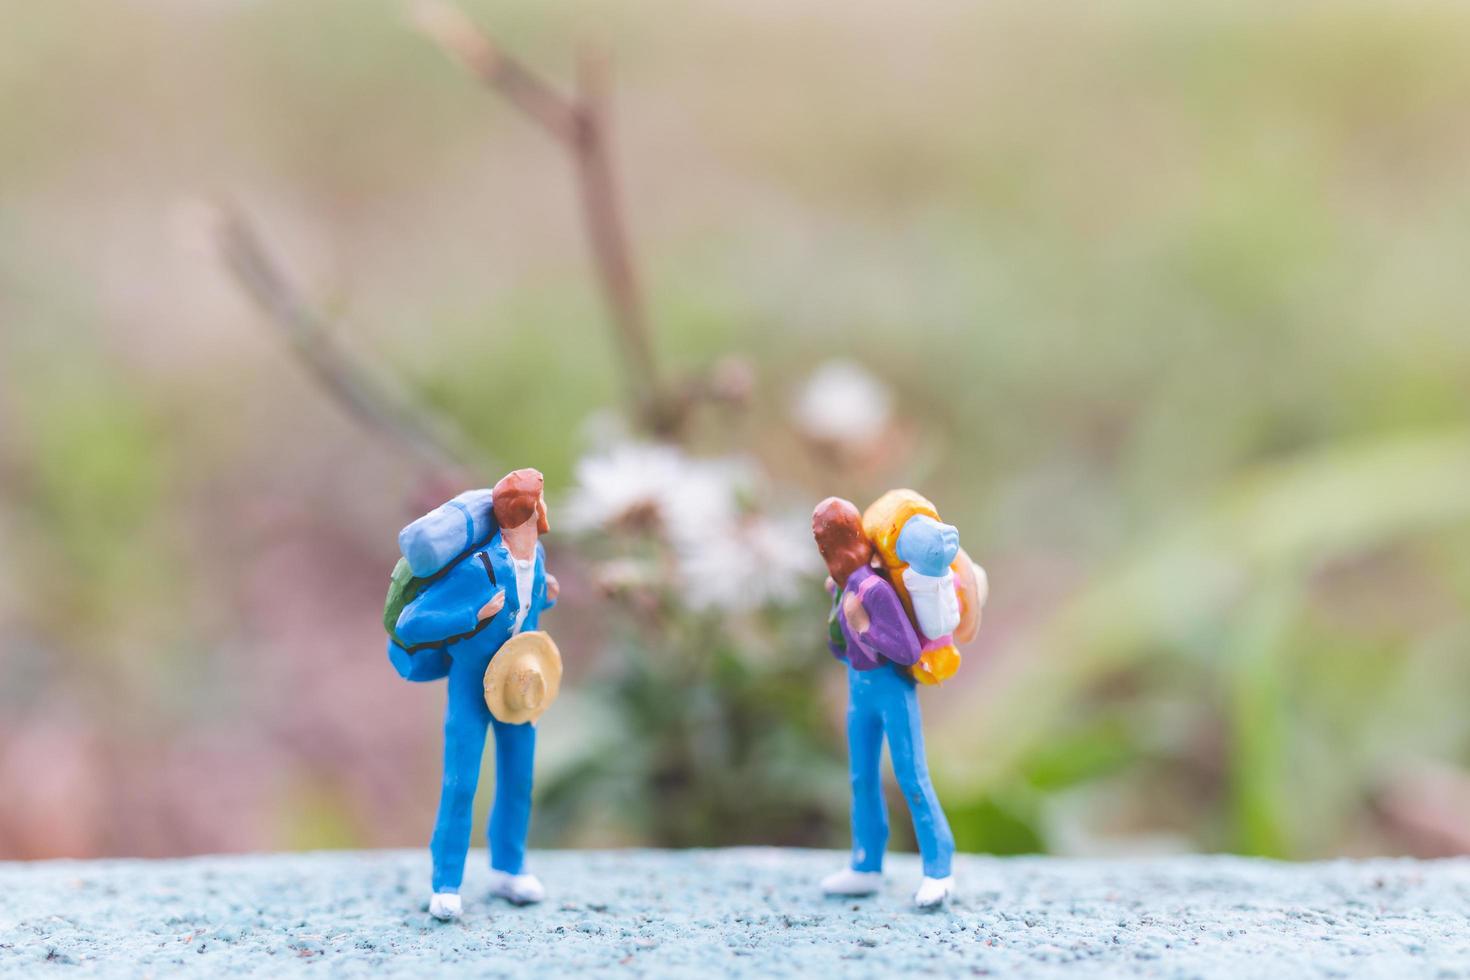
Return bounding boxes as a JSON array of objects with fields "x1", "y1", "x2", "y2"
[
  {"x1": 493, "y1": 468, "x2": 549, "y2": 534},
  {"x1": 812, "y1": 496, "x2": 872, "y2": 587}
]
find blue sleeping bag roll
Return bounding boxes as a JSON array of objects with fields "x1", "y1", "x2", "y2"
[{"x1": 398, "y1": 488, "x2": 496, "y2": 578}]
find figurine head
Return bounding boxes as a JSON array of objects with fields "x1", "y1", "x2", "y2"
[
  {"x1": 493, "y1": 468, "x2": 550, "y2": 535},
  {"x1": 812, "y1": 496, "x2": 873, "y2": 587}
]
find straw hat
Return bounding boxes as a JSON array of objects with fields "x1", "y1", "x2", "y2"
[{"x1": 482, "y1": 631, "x2": 563, "y2": 725}]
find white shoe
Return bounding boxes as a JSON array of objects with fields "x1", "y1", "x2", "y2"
[
  {"x1": 489, "y1": 870, "x2": 545, "y2": 905},
  {"x1": 821, "y1": 867, "x2": 883, "y2": 896},
  {"x1": 913, "y1": 875, "x2": 954, "y2": 909},
  {"x1": 429, "y1": 892, "x2": 462, "y2": 920}
]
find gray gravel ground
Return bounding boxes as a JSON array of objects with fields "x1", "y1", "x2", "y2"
[{"x1": 4, "y1": 848, "x2": 1470, "y2": 977}]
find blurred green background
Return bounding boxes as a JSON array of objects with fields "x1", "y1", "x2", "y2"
[{"x1": 3, "y1": 0, "x2": 1470, "y2": 862}]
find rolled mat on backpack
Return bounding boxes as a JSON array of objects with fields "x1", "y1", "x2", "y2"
[{"x1": 398, "y1": 488, "x2": 496, "y2": 578}]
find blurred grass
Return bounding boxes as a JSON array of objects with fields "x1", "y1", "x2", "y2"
[{"x1": 936, "y1": 430, "x2": 1470, "y2": 854}]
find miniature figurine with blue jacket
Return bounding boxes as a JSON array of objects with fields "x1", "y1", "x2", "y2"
[{"x1": 383, "y1": 468, "x2": 562, "y2": 921}]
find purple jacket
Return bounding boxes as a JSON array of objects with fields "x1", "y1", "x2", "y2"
[{"x1": 828, "y1": 566, "x2": 922, "y2": 671}]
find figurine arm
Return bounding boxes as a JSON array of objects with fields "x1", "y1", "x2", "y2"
[
  {"x1": 852, "y1": 578, "x2": 923, "y2": 667},
  {"x1": 395, "y1": 560, "x2": 498, "y2": 648},
  {"x1": 539, "y1": 543, "x2": 558, "y2": 609}
]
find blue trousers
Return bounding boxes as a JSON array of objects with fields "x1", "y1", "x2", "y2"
[
  {"x1": 430, "y1": 660, "x2": 536, "y2": 893},
  {"x1": 846, "y1": 661, "x2": 955, "y2": 879}
]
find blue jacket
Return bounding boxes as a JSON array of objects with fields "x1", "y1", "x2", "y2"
[{"x1": 388, "y1": 531, "x2": 555, "y2": 682}]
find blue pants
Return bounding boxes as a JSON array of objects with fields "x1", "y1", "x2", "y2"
[
  {"x1": 846, "y1": 661, "x2": 955, "y2": 879},
  {"x1": 430, "y1": 660, "x2": 536, "y2": 893}
]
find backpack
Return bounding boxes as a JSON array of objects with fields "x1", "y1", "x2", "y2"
[
  {"x1": 384, "y1": 489, "x2": 498, "y2": 681},
  {"x1": 827, "y1": 589, "x2": 847, "y2": 655},
  {"x1": 382, "y1": 557, "x2": 427, "y2": 648}
]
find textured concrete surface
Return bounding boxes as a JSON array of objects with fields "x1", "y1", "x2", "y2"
[{"x1": 4, "y1": 849, "x2": 1470, "y2": 977}]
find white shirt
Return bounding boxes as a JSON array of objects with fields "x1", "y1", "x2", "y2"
[{"x1": 511, "y1": 557, "x2": 535, "y2": 634}]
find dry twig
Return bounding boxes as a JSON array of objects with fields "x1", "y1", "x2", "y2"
[
  {"x1": 411, "y1": 0, "x2": 666, "y2": 432},
  {"x1": 214, "y1": 204, "x2": 483, "y2": 474}
]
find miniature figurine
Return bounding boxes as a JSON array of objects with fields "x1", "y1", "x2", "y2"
[
  {"x1": 383, "y1": 468, "x2": 562, "y2": 921},
  {"x1": 813, "y1": 492, "x2": 986, "y2": 909}
]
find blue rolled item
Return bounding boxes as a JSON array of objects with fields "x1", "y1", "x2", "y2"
[
  {"x1": 895, "y1": 514, "x2": 961, "y2": 576},
  {"x1": 398, "y1": 488, "x2": 497, "y2": 578}
]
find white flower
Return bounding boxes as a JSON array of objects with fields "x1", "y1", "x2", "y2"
[
  {"x1": 565, "y1": 440, "x2": 821, "y2": 613},
  {"x1": 591, "y1": 557, "x2": 657, "y2": 597},
  {"x1": 791, "y1": 359, "x2": 893, "y2": 450},
  {"x1": 660, "y1": 455, "x2": 757, "y2": 550},
  {"x1": 563, "y1": 441, "x2": 758, "y2": 544},
  {"x1": 676, "y1": 512, "x2": 820, "y2": 614},
  {"x1": 562, "y1": 443, "x2": 696, "y2": 535}
]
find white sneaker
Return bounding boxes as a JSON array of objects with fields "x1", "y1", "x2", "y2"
[
  {"x1": 821, "y1": 867, "x2": 883, "y2": 896},
  {"x1": 913, "y1": 875, "x2": 954, "y2": 909},
  {"x1": 429, "y1": 892, "x2": 462, "y2": 920},
  {"x1": 489, "y1": 870, "x2": 545, "y2": 905}
]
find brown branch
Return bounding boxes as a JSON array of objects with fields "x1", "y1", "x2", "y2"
[
  {"x1": 410, "y1": 0, "x2": 668, "y2": 433},
  {"x1": 213, "y1": 204, "x2": 484, "y2": 475},
  {"x1": 571, "y1": 49, "x2": 663, "y2": 428},
  {"x1": 409, "y1": 0, "x2": 577, "y2": 143}
]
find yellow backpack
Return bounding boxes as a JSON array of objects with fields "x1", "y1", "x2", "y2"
[{"x1": 862, "y1": 489, "x2": 984, "y2": 685}]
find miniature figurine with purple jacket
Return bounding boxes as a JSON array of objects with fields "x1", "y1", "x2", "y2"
[
  {"x1": 813, "y1": 494, "x2": 982, "y2": 909},
  {"x1": 383, "y1": 469, "x2": 562, "y2": 921}
]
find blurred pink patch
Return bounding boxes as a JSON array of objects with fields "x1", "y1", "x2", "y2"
[{"x1": 0, "y1": 710, "x2": 105, "y2": 859}]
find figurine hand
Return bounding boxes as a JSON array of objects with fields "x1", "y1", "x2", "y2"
[
  {"x1": 478, "y1": 590, "x2": 506, "y2": 622},
  {"x1": 842, "y1": 591, "x2": 869, "y2": 634},
  {"x1": 546, "y1": 573, "x2": 560, "y2": 602}
]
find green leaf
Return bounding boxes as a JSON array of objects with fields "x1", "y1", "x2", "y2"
[{"x1": 947, "y1": 791, "x2": 1045, "y2": 856}]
